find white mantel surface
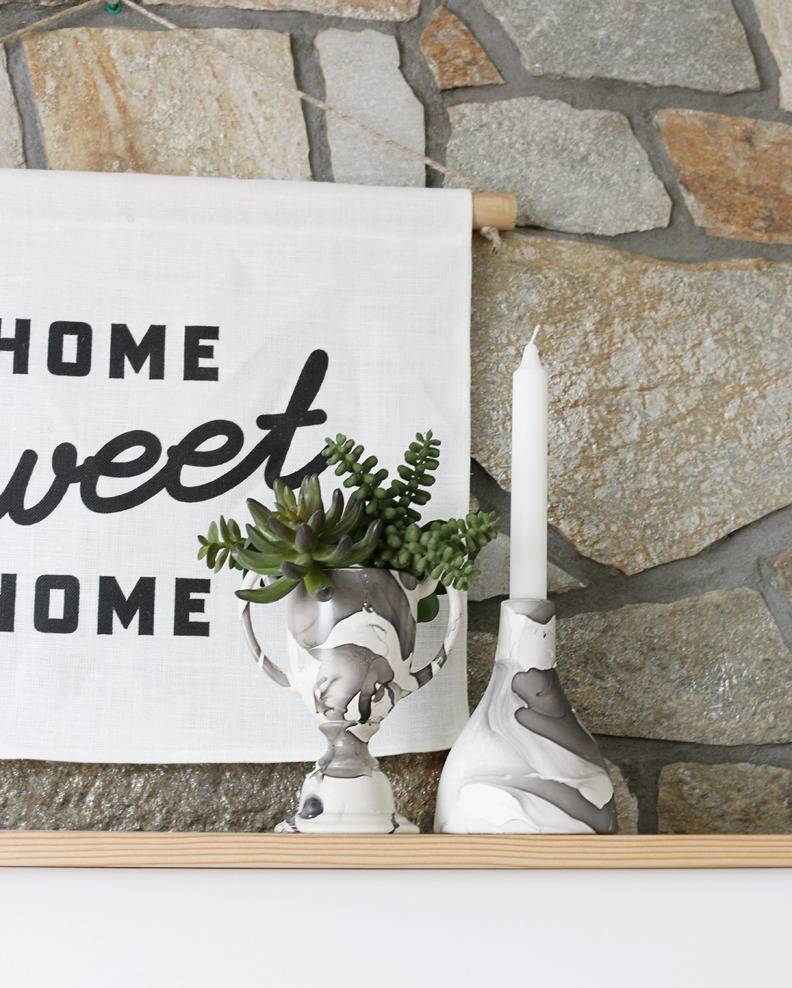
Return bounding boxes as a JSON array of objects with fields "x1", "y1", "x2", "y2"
[{"x1": 0, "y1": 867, "x2": 789, "y2": 986}]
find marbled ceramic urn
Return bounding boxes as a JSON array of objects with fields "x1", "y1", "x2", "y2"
[
  {"x1": 435, "y1": 599, "x2": 617, "y2": 834},
  {"x1": 240, "y1": 567, "x2": 463, "y2": 833}
]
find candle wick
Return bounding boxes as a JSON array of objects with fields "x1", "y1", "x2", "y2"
[{"x1": 529, "y1": 324, "x2": 541, "y2": 347}]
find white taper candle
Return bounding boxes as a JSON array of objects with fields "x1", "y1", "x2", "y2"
[{"x1": 509, "y1": 328, "x2": 548, "y2": 600}]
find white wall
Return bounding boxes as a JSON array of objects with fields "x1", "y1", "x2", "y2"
[{"x1": 1, "y1": 868, "x2": 789, "y2": 988}]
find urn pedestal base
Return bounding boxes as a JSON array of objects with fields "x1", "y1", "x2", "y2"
[{"x1": 275, "y1": 768, "x2": 419, "y2": 834}]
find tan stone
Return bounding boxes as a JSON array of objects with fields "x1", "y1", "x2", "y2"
[
  {"x1": 605, "y1": 760, "x2": 638, "y2": 834},
  {"x1": 659, "y1": 763, "x2": 792, "y2": 834},
  {"x1": 658, "y1": 109, "x2": 792, "y2": 244},
  {"x1": 472, "y1": 235, "x2": 792, "y2": 572},
  {"x1": 0, "y1": 49, "x2": 23, "y2": 168},
  {"x1": 420, "y1": 7, "x2": 502, "y2": 91},
  {"x1": 23, "y1": 29, "x2": 310, "y2": 180},
  {"x1": 755, "y1": 0, "x2": 792, "y2": 110},
  {"x1": 157, "y1": 0, "x2": 419, "y2": 17},
  {"x1": 557, "y1": 589, "x2": 792, "y2": 745}
]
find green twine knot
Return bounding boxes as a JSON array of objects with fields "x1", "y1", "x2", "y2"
[{"x1": 104, "y1": 1, "x2": 123, "y2": 13}]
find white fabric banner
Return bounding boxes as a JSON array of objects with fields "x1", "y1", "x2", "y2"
[{"x1": 0, "y1": 170, "x2": 472, "y2": 763}]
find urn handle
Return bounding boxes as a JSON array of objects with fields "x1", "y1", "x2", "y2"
[
  {"x1": 410, "y1": 586, "x2": 465, "y2": 691},
  {"x1": 238, "y1": 571, "x2": 291, "y2": 689}
]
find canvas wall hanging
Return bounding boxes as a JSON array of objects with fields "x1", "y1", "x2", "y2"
[{"x1": 0, "y1": 169, "x2": 472, "y2": 763}]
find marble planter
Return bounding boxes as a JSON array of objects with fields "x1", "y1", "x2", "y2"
[
  {"x1": 435, "y1": 599, "x2": 617, "y2": 834},
  {"x1": 240, "y1": 567, "x2": 463, "y2": 833}
]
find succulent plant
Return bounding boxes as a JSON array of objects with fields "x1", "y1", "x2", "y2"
[
  {"x1": 377, "y1": 514, "x2": 499, "y2": 589},
  {"x1": 197, "y1": 429, "x2": 498, "y2": 613},
  {"x1": 199, "y1": 476, "x2": 381, "y2": 604},
  {"x1": 322, "y1": 430, "x2": 440, "y2": 528},
  {"x1": 321, "y1": 431, "x2": 497, "y2": 591}
]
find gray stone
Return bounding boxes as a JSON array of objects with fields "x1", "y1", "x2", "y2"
[
  {"x1": 23, "y1": 28, "x2": 310, "y2": 179},
  {"x1": 316, "y1": 30, "x2": 424, "y2": 187},
  {"x1": 483, "y1": 0, "x2": 758, "y2": 93},
  {"x1": 605, "y1": 759, "x2": 638, "y2": 835},
  {"x1": 471, "y1": 235, "x2": 792, "y2": 573},
  {"x1": 0, "y1": 752, "x2": 444, "y2": 833},
  {"x1": 659, "y1": 763, "x2": 792, "y2": 834},
  {"x1": 549, "y1": 563, "x2": 586, "y2": 596},
  {"x1": 446, "y1": 98, "x2": 670, "y2": 235},
  {"x1": 468, "y1": 533, "x2": 510, "y2": 600},
  {"x1": 468, "y1": 533, "x2": 585, "y2": 601},
  {"x1": 0, "y1": 50, "x2": 23, "y2": 168},
  {"x1": 755, "y1": 0, "x2": 792, "y2": 110},
  {"x1": 557, "y1": 589, "x2": 792, "y2": 745}
]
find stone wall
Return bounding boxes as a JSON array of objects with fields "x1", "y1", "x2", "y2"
[{"x1": 0, "y1": 0, "x2": 790, "y2": 834}]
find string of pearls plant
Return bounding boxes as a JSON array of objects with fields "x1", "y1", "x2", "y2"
[{"x1": 198, "y1": 431, "x2": 498, "y2": 621}]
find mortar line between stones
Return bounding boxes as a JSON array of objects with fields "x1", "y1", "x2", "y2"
[
  {"x1": 289, "y1": 31, "x2": 334, "y2": 184},
  {"x1": 395, "y1": 0, "x2": 448, "y2": 188},
  {"x1": 4, "y1": 39, "x2": 47, "y2": 169},
  {"x1": 731, "y1": 0, "x2": 782, "y2": 99},
  {"x1": 756, "y1": 557, "x2": 792, "y2": 650},
  {"x1": 621, "y1": 110, "x2": 703, "y2": 247},
  {"x1": 596, "y1": 735, "x2": 792, "y2": 767}
]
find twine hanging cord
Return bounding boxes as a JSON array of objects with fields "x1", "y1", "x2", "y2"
[{"x1": 0, "y1": 0, "x2": 486, "y2": 197}]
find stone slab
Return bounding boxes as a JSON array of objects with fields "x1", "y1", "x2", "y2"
[
  {"x1": 755, "y1": 0, "x2": 792, "y2": 110},
  {"x1": 468, "y1": 532, "x2": 585, "y2": 601},
  {"x1": 482, "y1": 0, "x2": 758, "y2": 93},
  {"x1": 557, "y1": 589, "x2": 792, "y2": 745},
  {"x1": 156, "y1": 0, "x2": 418, "y2": 16},
  {"x1": 471, "y1": 235, "x2": 792, "y2": 573},
  {"x1": 316, "y1": 29, "x2": 424, "y2": 186},
  {"x1": 658, "y1": 109, "x2": 792, "y2": 244},
  {"x1": 420, "y1": 7, "x2": 502, "y2": 90},
  {"x1": 605, "y1": 759, "x2": 639, "y2": 835},
  {"x1": 659, "y1": 762, "x2": 792, "y2": 834},
  {"x1": 23, "y1": 28, "x2": 310, "y2": 179},
  {"x1": 0, "y1": 752, "x2": 445, "y2": 833},
  {"x1": 0, "y1": 0, "x2": 419, "y2": 13},
  {"x1": 0, "y1": 49, "x2": 23, "y2": 168},
  {"x1": 775, "y1": 548, "x2": 792, "y2": 600},
  {"x1": 446, "y1": 98, "x2": 670, "y2": 234}
]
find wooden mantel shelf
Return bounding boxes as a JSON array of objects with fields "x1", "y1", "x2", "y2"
[{"x1": 0, "y1": 832, "x2": 791, "y2": 870}]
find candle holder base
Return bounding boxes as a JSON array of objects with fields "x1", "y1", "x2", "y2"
[{"x1": 435, "y1": 599, "x2": 617, "y2": 834}]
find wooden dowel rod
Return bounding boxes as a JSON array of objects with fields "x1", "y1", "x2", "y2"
[{"x1": 472, "y1": 191, "x2": 517, "y2": 231}]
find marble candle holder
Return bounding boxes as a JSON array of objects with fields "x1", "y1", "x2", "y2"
[{"x1": 435, "y1": 599, "x2": 617, "y2": 834}]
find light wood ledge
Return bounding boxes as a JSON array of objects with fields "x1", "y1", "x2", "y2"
[{"x1": 0, "y1": 832, "x2": 790, "y2": 870}]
